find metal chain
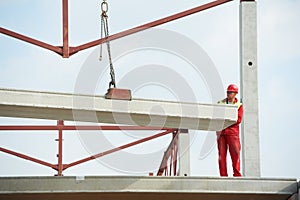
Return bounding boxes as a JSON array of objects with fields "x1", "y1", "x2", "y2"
[
  {"x1": 99, "y1": 0, "x2": 116, "y2": 88},
  {"x1": 99, "y1": 14, "x2": 104, "y2": 61},
  {"x1": 99, "y1": 0, "x2": 108, "y2": 61}
]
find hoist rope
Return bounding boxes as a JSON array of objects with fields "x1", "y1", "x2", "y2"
[{"x1": 99, "y1": 0, "x2": 116, "y2": 88}]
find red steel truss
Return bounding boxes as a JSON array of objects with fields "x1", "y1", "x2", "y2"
[
  {"x1": 157, "y1": 130, "x2": 179, "y2": 176},
  {"x1": 0, "y1": 0, "x2": 233, "y2": 176},
  {"x1": 0, "y1": 0, "x2": 233, "y2": 58},
  {"x1": 0, "y1": 120, "x2": 178, "y2": 176}
]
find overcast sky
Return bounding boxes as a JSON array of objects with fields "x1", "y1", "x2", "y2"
[{"x1": 0, "y1": 0, "x2": 299, "y2": 179}]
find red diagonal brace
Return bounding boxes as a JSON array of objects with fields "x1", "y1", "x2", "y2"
[
  {"x1": 64, "y1": 129, "x2": 175, "y2": 170},
  {"x1": 0, "y1": 27, "x2": 62, "y2": 55},
  {"x1": 0, "y1": 147, "x2": 56, "y2": 169},
  {"x1": 157, "y1": 130, "x2": 179, "y2": 176},
  {"x1": 1, "y1": 0, "x2": 233, "y2": 57},
  {"x1": 70, "y1": 0, "x2": 233, "y2": 55}
]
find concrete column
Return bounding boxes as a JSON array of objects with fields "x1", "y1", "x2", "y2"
[
  {"x1": 178, "y1": 129, "x2": 190, "y2": 176},
  {"x1": 239, "y1": 0, "x2": 261, "y2": 177}
]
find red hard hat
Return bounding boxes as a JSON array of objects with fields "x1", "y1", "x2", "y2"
[{"x1": 227, "y1": 84, "x2": 239, "y2": 93}]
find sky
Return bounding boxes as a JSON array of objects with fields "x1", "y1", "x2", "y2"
[{"x1": 0, "y1": 0, "x2": 300, "y2": 179}]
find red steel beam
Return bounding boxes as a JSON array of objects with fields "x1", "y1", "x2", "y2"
[
  {"x1": 62, "y1": 0, "x2": 69, "y2": 58},
  {"x1": 0, "y1": 147, "x2": 56, "y2": 169},
  {"x1": 0, "y1": 27, "x2": 62, "y2": 55},
  {"x1": 0, "y1": 124, "x2": 177, "y2": 175},
  {"x1": 70, "y1": 0, "x2": 233, "y2": 55},
  {"x1": 0, "y1": 125, "x2": 175, "y2": 131},
  {"x1": 64, "y1": 129, "x2": 174, "y2": 170},
  {"x1": 157, "y1": 130, "x2": 179, "y2": 176},
  {"x1": 56, "y1": 120, "x2": 64, "y2": 176},
  {"x1": 0, "y1": 0, "x2": 233, "y2": 57},
  {"x1": 172, "y1": 137, "x2": 178, "y2": 176}
]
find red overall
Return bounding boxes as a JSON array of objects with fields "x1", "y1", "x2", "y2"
[{"x1": 217, "y1": 98, "x2": 243, "y2": 177}]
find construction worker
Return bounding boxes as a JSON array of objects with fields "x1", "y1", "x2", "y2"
[{"x1": 217, "y1": 84, "x2": 244, "y2": 177}]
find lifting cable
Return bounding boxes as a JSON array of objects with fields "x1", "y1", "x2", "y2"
[
  {"x1": 99, "y1": 0, "x2": 116, "y2": 89},
  {"x1": 99, "y1": 0, "x2": 132, "y2": 101}
]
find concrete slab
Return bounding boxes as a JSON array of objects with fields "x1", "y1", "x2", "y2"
[
  {"x1": 0, "y1": 88, "x2": 237, "y2": 131},
  {"x1": 0, "y1": 176, "x2": 298, "y2": 200}
]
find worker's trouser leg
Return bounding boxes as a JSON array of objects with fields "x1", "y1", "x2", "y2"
[
  {"x1": 217, "y1": 135, "x2": 242, "y2": 177},
  {"x1": 227, "y1": 135, "x2": 242, "y2": 176},
  {"x1": 217, "y1": 135, "x2": 228, "y2": 176}
]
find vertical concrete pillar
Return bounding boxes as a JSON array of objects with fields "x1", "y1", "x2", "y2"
[
  {"x1": 178, "y1": 129, "x2": 190, "y2": 176},
  {"x1": 239, "y1": 0, "x2": 261, "y2": 177}
]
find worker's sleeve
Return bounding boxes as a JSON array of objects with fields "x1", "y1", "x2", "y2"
[{"x1": 236, "y1": 104, "x2": 244, "y2": 125}]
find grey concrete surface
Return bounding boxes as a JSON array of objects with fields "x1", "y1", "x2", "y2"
[
  {"x1": 0, "y1": 88, "x2": 237, "y2": 131},
  {"x1": 240, "y1": 1, "x2": 261, "y2": 177},
  {"x1": 0, "y1": 176, "x2": 298, "y2": 200}
]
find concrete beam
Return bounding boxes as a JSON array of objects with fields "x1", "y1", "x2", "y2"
[
  {"x1": 0, "y1": 88, "x2": 237, "y2": 131},
  {"x1": 0, "y1": 176, "x2": 297, "y2": 200},
  {"x1": 240, "y1": 0, "x2": 261, "y2": 177}
]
